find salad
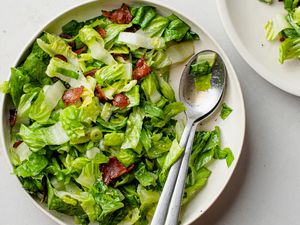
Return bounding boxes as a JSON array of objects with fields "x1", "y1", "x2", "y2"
[
  {"x1": 261, "y1": 0, "x2": 300, "y2": 63},
  {"x1": 1, "y1": 4, "x2": 233, "y2": 225}
]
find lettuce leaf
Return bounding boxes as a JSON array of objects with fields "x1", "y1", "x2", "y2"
[
  {"x1": 15, "y1": 153, "x2": 48, "y2": 178},
  {"x1": 9, "y1": 68, "x2": 30, "y2": 106},
  {"x1": 132, "y1": 6, "x2": 157, "y2": 29},
  {"x1": 121, "y1": 108, "x2": 144, "y2": 151},
  {"x1": 79, "y1": 26, "x2": 116, "y2": 65},
  {"x1": 29, "y1": 81, "x2": 66, "y2": 123},
  {"x1": 19, "y1": 122, "x2": 70, "y2": 152}
]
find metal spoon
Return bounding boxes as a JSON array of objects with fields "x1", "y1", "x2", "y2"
[{"x1": 151, "y1": 50, "x2": 227, "y2": 225}]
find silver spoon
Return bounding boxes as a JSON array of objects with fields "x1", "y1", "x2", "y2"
[{"x1": 151, "y1": 50, "x2": 227, "y2": 225}]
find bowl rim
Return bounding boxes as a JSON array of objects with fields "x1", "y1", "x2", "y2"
[{"x1": 0, "y1": 0, "x2": 246, "y2": 224}]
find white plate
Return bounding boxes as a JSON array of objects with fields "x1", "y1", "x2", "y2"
[
  {"x1": 0, "y1": 0, "x2": 245, "y2": 224},
  {"x1": 217, "y1": 0, "x2": 300, "y2": 96}
]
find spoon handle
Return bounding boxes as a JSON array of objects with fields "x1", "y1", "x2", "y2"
[
  {"x1": 151, "y1": 119, "x2": 194, "y2": 225},
  {"x1": 165, "y1": 122, "x2": 198, "y2": 225}
]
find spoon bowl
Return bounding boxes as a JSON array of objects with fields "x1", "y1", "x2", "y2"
[{"x1": 180, "y1": 50, "x2": 227, "y2": 121}]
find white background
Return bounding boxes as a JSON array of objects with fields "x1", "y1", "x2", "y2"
[{"x1": 0, "y1": 0, "x2": 300, "y2": 225}]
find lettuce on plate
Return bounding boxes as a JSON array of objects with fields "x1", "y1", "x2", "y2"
[{"x1": 263, "y1": 1, "x2": 300, "y2": 63}]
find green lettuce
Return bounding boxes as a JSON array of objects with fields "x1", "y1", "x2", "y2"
[
  {"x1": 15, "y1": 153, "x2": 48, "y2": 178},
  {"x1": 29, "y1": 81, "x2": 66, "y2": 123},
  {"x1": 121, "y1": 108, "x2": 144, "y2": 152},
  {"x1": 220, "y1": 103, "x2": 233, "y2": 120},
  {"x1": 79, "y1": 26, "x2": 116, "y2": 65},
  {"x1": 19, "y1": 122, "x2": 70, "y2": 152},
  {"x1": 132, "y1": 6, "x2": 157, "y2": 29}
]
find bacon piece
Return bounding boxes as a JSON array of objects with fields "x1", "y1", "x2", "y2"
[
  {"x1": 102, "y1": 4, "x2": 132, "y2": 24},
  {"x1": 13, "y1": 140, "x2": 23, "y2": 148},
  {"x1": 112, "y1": 94, "x2": 129, "y2": 109},
  {"x1": 74, "y1": 46, "x2": 87, "y2": 55},
  {"x1": 133, "y1": 58, "x2": 152, "y2": 80},
  {"x1": 59, "y1": 33, "x2": 73, "y2": 39},
  {"x1": 9, "y1": 109, "x2": 17, "y2": 127},
  {"x1": 100, "y1": 157, "x2": 134, "y2": 185},
  {"x1": 62, "y1": 86, "x2": 84, "y2": 106},
  {"x1": 55, "y1": 54, "x2": 67, "y2": 62},
  {"x1": 95, "y1": 85, "x2": 108, "y2": 103},
  {"x1": 84, "y1": 68, "x2": 98, "y2": 77},
  {"x1": 95, "y1": 27, "x2": 106, "y2": 38}
]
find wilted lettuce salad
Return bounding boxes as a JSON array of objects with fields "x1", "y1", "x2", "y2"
[
  {"x1": 261, "y1": 0, "x2": 300, "y2": 63},
  {"x1": 1, "y1": 4, "x2": 234, "y2": 225}
]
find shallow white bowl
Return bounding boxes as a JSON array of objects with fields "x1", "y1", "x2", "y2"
[
  {"x1": 217, "y1": 0, "x2": 300, "y2": 96},
  {"x1": 0, "y1": 0, "x2": 245, "y2": 224}
]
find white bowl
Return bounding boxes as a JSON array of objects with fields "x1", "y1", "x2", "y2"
[
  {"x1": 217, "y1": 0, "x2": 300, "y2": 96},
  {"x1": 0, "y1": 0, "x2": 246, "y2": 224}
]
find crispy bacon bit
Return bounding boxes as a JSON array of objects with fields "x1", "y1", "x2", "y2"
[
  {"x1": 102, "y1": 3, "x2": 132, "y2": 24},
  {"x1": 74, "y1": 46, "x2": 87, "y2": 55},
  {"x1": 100, "y1": 157, "x2": 134, "y2": 185},
  {"x1": 13, "y1": 140, "x2": 23, "y2": 148},
  {"x1": 84, "y1": 68, "x2": 98, "y2": 77},
  {"x1": 95, "y1": 27, "x2": 107, "y2": 38},
  {"x1": 95, "y1": 85, "x2": 108, "y2": 103},
  {"x1": 112, "y1": 94, "x2": 129, "y2": 109},
  {"x1": 9, "y1": 109, "x2": 17, "y2": 127},
  {"x1": 62, "y1": 86, "x2": 84, "y2": 106},
  {"x1": 133, "y1": 58, "x2": 152, "y2": 80},
  {"x1": 55, "y1": 54, "x2": 67, "y2": 62},
  {"x1": 59, "y1": 33, "x2": 73, "y2": 39}
]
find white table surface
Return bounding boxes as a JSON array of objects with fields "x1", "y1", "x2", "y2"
[{"x1": 0, "y1": 0, "x2": 300, "y2": 224}]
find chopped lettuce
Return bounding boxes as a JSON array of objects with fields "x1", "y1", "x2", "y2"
[
  {"x1": 9, "y1": 68, "x2": 30, "y2": 106},
  {"x1": 164, "y1": 14, "x2": 192, "y2": 42},
  {"x1": 191, "y1": 51, "x2": 217, "y2": 91},
  {"x1": 265, "y1": 14, "x2": 292, "y2": 41},
  {"x1": 121, "y1": 108, "x2": 144, "y2": 152},
  {"x1": 37, "y1": 33, "x2": 78, "y2": 66},
  {"x1": 141, "y1": 73, "x2": 162, "y2": 103},
  {"x1": 79, "y1": 26, "x2": 116, "y2": 65},
  {"x1": 15, "y1": 153, "x2": 48, "y2": 178},
  {"x1": 19, "y1": 122, "x2": 70, "y2": 152},
  {"x1": 263, "y1": 2, "x2": 300, "y2": 63},
  {"x1": 166, "y1": 41, "x2": 194, "y2": 64},
  {"x1": 220, "y1": 103, "x2": 233, "y2": 120},
  {"x1": 132, "y1": 6, "x2": 157, "y2": 29},
  {"x1": 141, "y1": 16, "x2": 169, "y2": 37},
  {"x1": 118, "y1": 32, "x2": 165, "y2": 50},
  {"x1": 29, "y1": 81, "x2": 65, "y2": 123},
  {"x1": 279, "y1": 37, "x2": 300, "y2": 63}
]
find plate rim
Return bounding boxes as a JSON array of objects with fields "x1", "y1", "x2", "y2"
[
  {"x1": 216, "y1": 0, "x2": 300, "y2": 97},
  {"x1": 0, "y1": 0, "x2": 246, "y2": 224}
]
